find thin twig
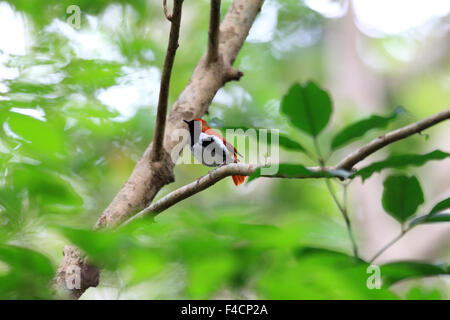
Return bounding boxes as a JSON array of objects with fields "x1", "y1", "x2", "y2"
[
  {"x1": 152, "y1": 0, "x2": 184, "y2": 162},
  {"x1": 338, "y1": 181, "x2": 359, "y2": 258},
  {"x1": 314, "y1": 137, "x2": 359, "y2": 258},
  {"x1": 207, "y1": 0, "x2": 221, "y2": 64},
  {"x1": 337, "y1": 108, "x2": 450, "y2": 171},
  {"x1": 163, "y1": 0, "x2": 173, "y2": 21},
  {"x1": 369, "y1": 227, "x2": 411, "y2": 264}
]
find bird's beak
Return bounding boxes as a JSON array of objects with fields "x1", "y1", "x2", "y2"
[{"x1": 183, "y1": 120, "x2": 190, "y2": 125}]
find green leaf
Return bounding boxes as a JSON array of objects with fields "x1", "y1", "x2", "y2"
[
  {"x1": 188, "y1": 253, "x2": 236, "y2": 299},
  {"x1": 380, "y1": 261, "x2": 448, "y2": 287},
  {"x1": 356, "y1": 150, "x2": 450, "y2": 181},
  {"x1": 331, "y1": 107, "x2": 404, "y2": 149},
  {"x1": 247, "y1": 164, "x2": 349, "y2": 183},
  {"x1": 382, "y1": 175, "x2": 424, "y2": 222},
  {"x1": 8, "y1": 164, "x2": 83, "y2": 213},
  {"x1": 281, "y1": 81, "x2": 332, "y2": 136},
  {"x1": 7, "y1": 112, "x2": 66, "y2": 158},
  {"x1": 409, "y1": 214, "x2": 450, "y2": 227},
  {"x1": 67, "y1": 102, "x2": 120, "y2": 119},
  {"x1": 273, "y1": 132, "x2": 306, "y2": 152},
  {"x1": 409, "y1": 197, "x2": 450, "y2": 227},
  {"x1": 55, "y1": 226, "x2": 133, "y2": 269},
  {"x1": 7, "y1": 82, "x2": 55, "y2": 95},
  {"x1": 251, "y1": 128, "x2": 305, "y2": 152},
  {"x1": 126, "y1": 248, "x2": 165, "y2": 285},
  {"x1": 0, "y1": 244, "x2": 54, "y2": 299},
  {"x1": 428, "y1": 197, "x2": 450, "y2": 216},
  {"x1": 259, "y1": 247, "x2": 395, "y2": 299},
  {"x1": 61, "y1": 59, "x2": 123, "y2": 93},
  {"x1": 405, "y1": 286, "x2": 443, "y2": 300},
  {"x1": 8, "y1": 0, "x2": 150, "y2": 28}
]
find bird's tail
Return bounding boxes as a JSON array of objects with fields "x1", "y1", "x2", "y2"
[{"x1": 232, "y1": 175, "x2": 246, "y2": 186}]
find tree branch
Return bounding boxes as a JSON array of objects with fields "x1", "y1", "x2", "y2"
[
  {"x1": 336, "y1": 108, "x2": 450, "y2": 171},
  {"x1": 123, "y1": 163, "x2": 326, "y2": 225},
  {"x1": 125, "y1": 109, "x2": 450, "y2": 225},
  {"x1": 152, "y1": 0, "x2": 183, "y2": 162},
  {"x1": 207, "y1": 0, "x2": 221, "y2": 64},
  {"x1": 123, "y1": 163, "x2": 317, "y2": 225}
]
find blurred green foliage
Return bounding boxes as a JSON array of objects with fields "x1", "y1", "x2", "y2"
[
  {"x1": 0, "y1": 0, "x2": 448, "y2": 299},
  {"x1": 52, "y1": 212, "x2": 447, "y2": 299},
  {"x1": 0, "y1": 244, "x2": 54, "y2": 299},
  {"x1": 382, "y1": 175, "x2": 424, "y2": 223}
]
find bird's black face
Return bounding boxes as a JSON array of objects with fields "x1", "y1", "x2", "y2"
[
  {"x1": 184, "y1": 119, "x2": 201, "y2": 146},
  {"x1": 183, "y1": 119, "x2": 195, "y2": 132}
]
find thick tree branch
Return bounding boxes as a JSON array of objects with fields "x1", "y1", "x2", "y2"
[
  {"x1": 125, "y1": 109, "x2": 450, "y2": 224},
  {"x1": 53, "y1": 246, "x2": 100, "y2": 299},
  {"x1": 54, "y1": 0, "x2": 265, "y2": 299},
  {"x1": 124, "y1": 164, "x2": 337, "y2": 225},
  {"x1": 207, "y1": 0, "x2": 221, "y2": 64},
  {"x1": 336, "y1": 108, "x2": 450, "y2": 171},
  {"x1": 123, "y1": 163, "x2": 323, "y2": 225},
  {"x1": 152, "y1": 0, "x2": 183, "y2": 162}
]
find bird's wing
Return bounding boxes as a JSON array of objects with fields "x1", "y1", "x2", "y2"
[{"x1": 205, "y1": 128, "x2": 243, "y2": 159}]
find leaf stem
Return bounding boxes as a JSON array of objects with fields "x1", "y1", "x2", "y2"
[
  {"x1": 369, "y1": 227, "x2": 412, "y2": 264},
  {"x1": 313, "y1": 137, "x2": 359, "y2": 258}
]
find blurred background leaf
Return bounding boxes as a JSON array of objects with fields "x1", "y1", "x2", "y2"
[
  {"x1": 0, "y1": 244, "x2": 54, "y2": 299},
  {"x1": 0, "y1": 0, "x2": 448, "y2": 299},
  {"x1": 382, "y1": 175, "x2": 424, "y2": 223}
]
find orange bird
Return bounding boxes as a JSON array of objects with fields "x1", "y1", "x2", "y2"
[{"x1": 183, "y1": 118, "x2": 246, "y2": 186}]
